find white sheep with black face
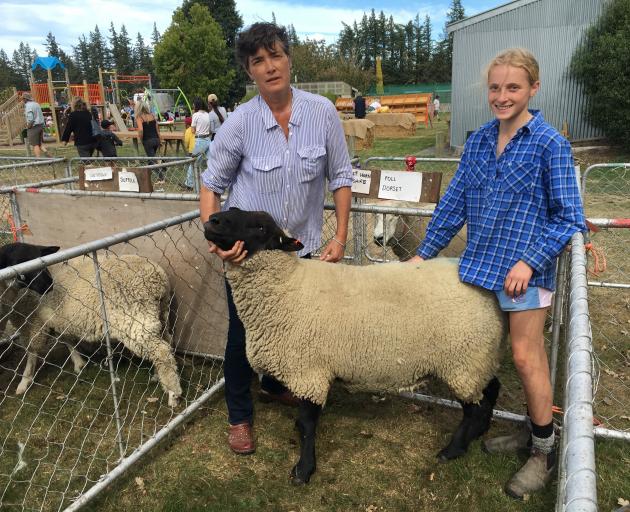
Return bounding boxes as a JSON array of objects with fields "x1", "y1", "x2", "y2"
[
  {"x1": 0, "y1": 243, "x2": 182, "y2": 407},
  {"x1": 204, "y1": 207, "x2": 506, "y2": 485}
]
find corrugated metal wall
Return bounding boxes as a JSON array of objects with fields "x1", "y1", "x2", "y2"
[{"x1": 450, "y1": 0, "x2": 608, "y2": 147}]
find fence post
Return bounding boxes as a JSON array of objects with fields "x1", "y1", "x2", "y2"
[
  {"x1": 550, "y1": 249, "x2": 569, "y2": 394},
  {"x1": 90, "y1": 250, "x2": 126, "y2": 462},
  {"x1": 9, "y1": 191, "x2": 23, "y2": 243}
]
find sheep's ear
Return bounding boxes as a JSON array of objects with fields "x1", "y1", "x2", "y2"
[
  {"x1": 40, "y1": 246, "x2": 60, "y2": 256},
  {"x1": 279, "y1": 236, "x2": 303, "y2": 252}
]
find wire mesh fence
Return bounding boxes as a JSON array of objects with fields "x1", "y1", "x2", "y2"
[{"x1": 0, "y1": 211, "x2": 227, "y2": 511}]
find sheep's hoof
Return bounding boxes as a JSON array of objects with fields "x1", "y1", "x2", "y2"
[
  {"x1": 167, "y1": 391, "x2": 180, "y2": 408},
  {"x1": 15, "y1": 379, "x2": 32, "y2": 395},
  {"x1": 436, "y1": 445, "x2": 466, "y2": 463},
  {"x1": 290, "y1": 464, "x2": 312, "y2": 485}
]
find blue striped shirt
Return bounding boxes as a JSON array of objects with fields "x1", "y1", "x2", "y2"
[
  {"x1": 417, "y1": 110, "x2": 586, "y2": 291},
  {"x1": 202, "y1": 88, "x2": 353, "y2": 255}
]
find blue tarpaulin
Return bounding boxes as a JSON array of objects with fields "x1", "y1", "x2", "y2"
[{"x1": 31, "y1": 56, "x2": 65, "y2": 71}]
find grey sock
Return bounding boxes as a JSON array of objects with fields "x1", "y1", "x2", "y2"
[{"x1": 532, "y1": 430, "x2": 555, "y2": 454}]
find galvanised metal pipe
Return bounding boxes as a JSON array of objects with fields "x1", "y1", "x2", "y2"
[
  {"x1": 400, "y1": 391, "x2": 527, "y2": 423},
  {"x1": 0, "y1": 177, "x2": 78, "y2": 193},
  {"x1": 364, "y1": 156, "x2": 460, "y2": 164},
  {"x1": 587, "y1": 281, "x2": 630, "y2": 289},
  {"x1": 586, "y1": 218, "x2": 630, "y2": 228},
  {"x1": 11, "y1": 187, "x2": 198, "y2": 200},
  {"x1": 563, "y1": 232, "x2": 597, "y2": 512},
  {"x1": 581, "y1": 163, "x2": 630, "y2": 195},
  {"x1": 593, "y1": 427, "x2": 630, "y2": 442},
  {"x1": 0, "y1": 157, "x2": 66, "y2": 170},
  {"x1": 8, "y1": 191, "x2": 23, "y2": 242},
  {"x1": 0, "y1": 210, "x2": 200, "y2": 281},
  {"x1": 550, "y1": 250, "x2": 569, "y2": 395},
  {"x1": 90, "y1": 251, "x2": 125, "y2": 461},
  {"x1": 63, "y1": 378, "x2": 225, "y2": 512}
]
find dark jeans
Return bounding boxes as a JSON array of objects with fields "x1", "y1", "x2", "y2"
[
  {"x1": 76, "y1": 144, "x2": 95, "y2": 157},
  {"x1": 142, "y1": 137, "x2": 164, "y2": 180},
  {"x1": 224, "y1": 253, "x2": 311, "y2": 425}
]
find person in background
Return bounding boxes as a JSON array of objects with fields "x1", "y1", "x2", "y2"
[
  {"x1": 62, "y1": 97, "x2": 97, "y2": 157},
  {"x1": 181, "y1": 116, "x2": 196, "y2": 191},
  {"x1": 98, "y1": 120, "x2": 123, "y2": 158},
  {"x1": 353, "y1": 91, "x2": 366, "y2": 119},
  {"x1": 22, "y1": 93, "x2": 49, "y2": 157},
  {"x1": 408, "y1": 48, "x2": 585, "y2": 500},
  {"x1": 207, "y1": 93, "x2": 227, "y2": 140},
  {"x1": 200, "y1": 22, "x2": 352, "y2": 456},
  {"x1": 433, "y1": 94, "x2": 441, "y2": 121},
  {"x1": 183, "y1": 98, "x2": 212, "y2": 190},
  {"x1": 136, "y1": 101, "x2": 164, "y2": 184}
]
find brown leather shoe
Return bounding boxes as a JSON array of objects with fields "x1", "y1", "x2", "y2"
[
  {"x1": 228, "y1": 422, "x2": 255, "y2": 455},
  {"x1": 258, "y1": 389, "x2": 300, "y2": 407}
]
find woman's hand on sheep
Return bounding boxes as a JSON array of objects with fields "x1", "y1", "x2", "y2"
[
  {"x1": 208, "y1": 240, "x2": 248, "y2": 265},
  {"x1": 319, "y1": 238, "x2": 345, "y2": 263},
  {"x1": 504, "y1": 260, "x2": 533, "y2": 297},
  {"x1": 407, "y1": 255, "x2": 425, "y2": 264}
]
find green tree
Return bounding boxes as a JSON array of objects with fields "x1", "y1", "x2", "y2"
[
  {"x1": 11, "y1": 42, "x2": 36, "y2": 89},
  {"x1": 151, "y1": 23, "x2": 161, "y2": 47},
  {"x1": 571, "y1": 0, "x2": 630, "y2": 149},
  {"x1": 45, "y1": 32, "x2": 81, "y2": 82},
  {"x1": 181, "y1": 0, "x2": 244, "y2": 106},
  {"x1": 153, "y1": 4, "x2": 234, "y2": 101},
  {"x1": 110, "y1": 23, "x2": 133, "y2": 74},
  {"x1": 0, "y1": 49, "x2": 23, "y2": 89},
  {"x1": 133, "y1": 33, "x2": 153, "y2": 74},
  {"x1": 87, "y1": 25, "x2": 110, "y2": 80}
]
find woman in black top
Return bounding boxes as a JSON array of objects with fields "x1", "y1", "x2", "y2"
[
  {"x1": 61, "y1": 97, "x2": 96, "y2": 157},
  {"x1": 136, "y1": 101, "x2": 164, "y2": 183}
]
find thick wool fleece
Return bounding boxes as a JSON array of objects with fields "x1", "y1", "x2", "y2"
[
  {"x1": 226, "y1": 252, "x2": 506, "y2": 406},
  {"x1": 6, "y1": 255, "x2": 181, "y2": 396}
]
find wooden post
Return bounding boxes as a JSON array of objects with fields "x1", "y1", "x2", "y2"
[
  {"x1": 113, "y1": 68, "x2": 119, "y2": 105},
  {"x1": 97, "y1": 68, "x2": 106, "y2": 106},
  {"x1": 47, "y1": 69, "x2": 61, "y2": 142},
  {"x1": 82, "y1": 80, "x2": 90, "y2": 107},
  {"x1": 64, "y1": 67, "x2": 71, "y2": 105}
]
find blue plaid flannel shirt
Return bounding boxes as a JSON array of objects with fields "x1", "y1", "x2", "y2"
[{"x1": 417, "y1": 110, "x2": 586, "y2": 291}]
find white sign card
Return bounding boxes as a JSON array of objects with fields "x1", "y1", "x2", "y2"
[
  {"x1": 84, "y1": 167, "x2": 113, "y2": 181},
  {"x1": 351, "y1": 169, "x2": 372, "y2": 194},
  {"x1": 378, "y1": 170, "x2": 423, "y2": 202},
  {"x1": 118, "y1": 169, "x2": 140, "y2": 192}
]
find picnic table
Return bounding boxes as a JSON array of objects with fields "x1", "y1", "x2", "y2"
[{"x1": 116, "y1": 130, "x2": 186, "y2": 156}]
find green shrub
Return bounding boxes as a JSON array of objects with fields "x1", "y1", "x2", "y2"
[{"x1": 571, "y1": 0, "x2": 630, "y2": 150}]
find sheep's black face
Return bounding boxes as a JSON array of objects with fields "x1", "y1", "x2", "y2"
[
  {"x1": 204, "y1": 208, "x2": 304, "y2": 256},
  {"x1": 0, "y1": 243, "x2": 59, "y2": 295}
]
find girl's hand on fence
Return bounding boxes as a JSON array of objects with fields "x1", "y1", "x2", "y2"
[{"x1": 504, "y1": 260, "x2": 533, "y2": 297}]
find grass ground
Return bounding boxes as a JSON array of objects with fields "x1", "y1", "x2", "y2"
[{"x1": 0, "y1": 124, "x2": 629, "y2": 511}]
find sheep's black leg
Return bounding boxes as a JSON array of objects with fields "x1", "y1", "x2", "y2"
[
  {"x1": 290, "y1": 399, "x2": 322, "y2": 485},
  {"x1": 437, "y1": 377, "x2": 500, "y2": 462}
]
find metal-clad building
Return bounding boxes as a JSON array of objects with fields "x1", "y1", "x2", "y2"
[{"x1": 447, "y1": 0, "x2": 608, "y2": 148}]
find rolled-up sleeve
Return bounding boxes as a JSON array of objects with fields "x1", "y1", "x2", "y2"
[
  {"x1": 201, "y1": 113, "x2": 243, "y2": 194},
  {"x1": 324, "y1": 103, "x2": 353, "y2": 191}
]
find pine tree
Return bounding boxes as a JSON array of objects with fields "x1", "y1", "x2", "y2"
[
  {"x1": 0, "y1": 49, "x2": 23, "y2": 89},
  {"x1": 151, "y1": 23, "x2": 161, "y2": 47},
  {"x1": 11, "y1": 42, "x2": 36, "y2": 89},
  {"x1": 110, "y1": 24, "x2": 133, "y2": 74},
  {"x1": 87, "y1": 25, "x2": 110, "y2": 80},
  {"x1": 133, "y1": 33, "x2": 153, "y2": 74}
]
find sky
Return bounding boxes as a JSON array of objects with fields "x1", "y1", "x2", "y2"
[{"x1": 0, "y1": 0, "x2": 502, "y2": 58}]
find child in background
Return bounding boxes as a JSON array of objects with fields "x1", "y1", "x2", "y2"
[
  {"x1": 181, "y1": 116, "x2": 196, "y2": 191},
  {"x1": 433, "y1": 94, "x2": 440, "y2": 121},
  {"x1": 408, "y1": 48, "x2": 585, "y2": 499},
  {"x1": 98, "y1": 120, "x2": 123, "y2": 157}
]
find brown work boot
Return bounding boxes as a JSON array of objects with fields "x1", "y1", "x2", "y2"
[
  {"x1": 482, "y1": 424, "x2": 531, "y2": 454},
  {"x1": 228, "y1": 422, "x2": 255, "y2": 455},
  {"x1": 505, "y1": 448, "x2": 556, "y2": 500}
]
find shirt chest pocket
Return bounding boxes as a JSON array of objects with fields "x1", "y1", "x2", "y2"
[
  {"x1": 297, "y1": 145, "x2": 326, "y2": 182},
  {"x1": 501, "y1": 161, "x2": 538, "y2": 195},
  {"x1": 251, "y1": 156, "x2": 283, "y2": 194},
  {"x1": 464, "y1": 161, "x2": 488, "y2": 189}
]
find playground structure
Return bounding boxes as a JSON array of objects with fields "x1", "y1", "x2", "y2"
[{"x1": 0, "y1": 58, "x2": 192, "y2": 147}]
